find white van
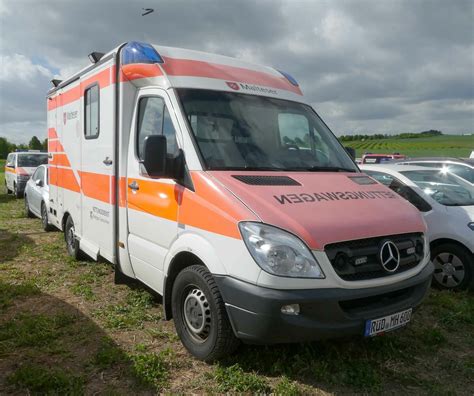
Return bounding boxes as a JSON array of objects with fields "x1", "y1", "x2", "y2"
[
  {"x1": 5, "y1": 151, "x2": 48, "y2": 198},
  {"x1": 46, "y1": 41, "x2": 433, "y2": 361}
]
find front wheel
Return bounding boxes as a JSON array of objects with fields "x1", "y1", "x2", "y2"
[
  {"x1": 171, "y1": 265, "x2": 239, "y2": 362},
  {"x1": 41, "y1": 202, "x2": 53, "y2": 232},
  {"x1": 13, "y1": 183, "x2": 23, "y2": 198},
  {"x1": 432, "y1": 243, "x2": 473, "y2": 291},
  {"x1": 24, "y1": 195, "x2": 34, "y2": 218}
]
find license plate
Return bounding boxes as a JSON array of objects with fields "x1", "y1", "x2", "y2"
[{"x1": 364, "y1": 308, "x2": 412, "y2": 337}]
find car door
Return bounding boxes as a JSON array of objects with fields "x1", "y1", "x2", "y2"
[
  {"x1": 5, "y1": 153, "x2": 15, "y2": 190},
  {"x1": 126, "y1": 88, "x2": 182, "y2": 292},
  {"x1": 29, "y1": 166, "x2": 45, "y2": 215}
]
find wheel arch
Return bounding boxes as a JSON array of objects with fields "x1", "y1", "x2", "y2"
[{"x1": 430, "y1": 238, "x2": 473, "y2": 255}]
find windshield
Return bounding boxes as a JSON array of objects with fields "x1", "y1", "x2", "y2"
[
  {"x1": 178, "y1": 89, "x2": 357, "y2": 172},
  {"x1": 400, "y1": 170, "x2": 474, "y2": 206},
  {"x1": 17, "y1": 154, "x2": 48, "y2": 167}
]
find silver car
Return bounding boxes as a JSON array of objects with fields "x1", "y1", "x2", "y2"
[{"x1": 24, "y1": 165, "x2": 54, "y2": 231}]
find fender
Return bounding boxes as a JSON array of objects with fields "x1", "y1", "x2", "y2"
[{"x1": 164, "y1": 230, "x2": 228, "y2": 278}]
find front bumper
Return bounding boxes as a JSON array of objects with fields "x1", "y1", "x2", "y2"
[{"x1": 215, "y1": 261, "x2": 433, "y2": 344}]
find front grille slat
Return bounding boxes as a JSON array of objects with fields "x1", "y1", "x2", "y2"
[{"x1": 325, "y1": 233, "x2": 424, "y2": 281}]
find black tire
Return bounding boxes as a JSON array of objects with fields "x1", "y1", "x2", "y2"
[
  {"x1": 64, "y1": 216, "x2": 82, "y2": 259},
  {"x1": 431, "y1": 243, "x2": 474, "y2": 291},
  {"x1": 171, "y1": 265, "x2": 239, "y2": 362},
  {"x1": 24, "y1": 195, "x2": 34, "y2": 218},
  {"x1": 41, "y1": 202, "x2": 53, "y2": 232},
  {"x1": 14, "y1": 183, "x2": 23, "y2": 198}
]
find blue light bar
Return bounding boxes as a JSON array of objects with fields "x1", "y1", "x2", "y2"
[
  {"x1": 278, "y1": 70, "x2": 299, "y2": 86},
  {"x1": 121, "y1": 41, "x2": 163, "y2": 65}
]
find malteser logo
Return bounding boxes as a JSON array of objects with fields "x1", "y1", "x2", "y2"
[
  {"x1": 63, "y1": 111, "x2": 78, "y2": 125},
  {"x1": 226, "y1": 81, "x2": 240, "y2": 90},
  {"x1": 226, "y1": 81, "x2": 278, "y2": 95}
]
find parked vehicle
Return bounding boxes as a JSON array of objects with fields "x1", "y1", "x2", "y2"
[
  {"x1": 362, "y1": 164, "x2": 474, "y2": 291},
  {"x1": 24, "y1": 164, "x2": 54, "y2": 231},
  {"x1": 5, "y1": 151, "x2": 48, "y2": 198},
  {"x1": 46, "y1": 41, "x2": 433, "y2": 361},
  {"x1": 361, "y1": 153, "x2": 407, "y2": 164},
  {"x1": 394, "y1": 157, "x2": 474, "y2": 184}
]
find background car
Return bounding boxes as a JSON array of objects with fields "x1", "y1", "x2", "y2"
[
  {"x1": 5, "y1": 151, "x2": 48, "y2": 198},
  {"x1": 394, "y1": 157, "x2": 474, "y2": 184},
  {"x1": 361, "y1": 164, "x2": 474, "y2": 291},
  {"x1": 24, "y1": 165, "x2": 54, "y2": 231},
  {"x1": 361, "y1": 153, "x2": 407, "y2": 164}
]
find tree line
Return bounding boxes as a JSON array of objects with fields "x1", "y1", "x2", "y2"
[
  {"x1": 0, "y1": 136, "x2": 47, "y2": 159},
  {"x1": 339, "y1": 130, "x2": 443, "y2": 142}
]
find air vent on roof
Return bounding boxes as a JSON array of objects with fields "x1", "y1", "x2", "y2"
[{"x1": 232, "y1": 175, "x2": 301, "y2": 186}]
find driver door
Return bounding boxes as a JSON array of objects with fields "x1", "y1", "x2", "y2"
[{"x1": 126, "y1": 88, "x2": 183, "y2": 292}]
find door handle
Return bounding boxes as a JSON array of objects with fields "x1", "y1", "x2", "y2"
[
  {"x1": 103, "y1": 157, "x2": 113, "y2": 166},
  {"x1": 128, "y1": 180, "x2": 139, "y2": 191}
]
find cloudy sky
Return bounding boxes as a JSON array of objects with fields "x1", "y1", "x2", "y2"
[{"x1": 0, "y1": 0, "x2": 473, "y2": 143}]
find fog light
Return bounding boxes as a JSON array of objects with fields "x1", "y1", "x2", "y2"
[{"x1": 281, "y1": 304, "x2": 300, "y2": 315}]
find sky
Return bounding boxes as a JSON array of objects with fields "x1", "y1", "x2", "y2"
[{"x1": 0, "y1": 0, "x2": 473, "y2": 143}]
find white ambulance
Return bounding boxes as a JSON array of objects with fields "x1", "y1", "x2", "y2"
[
  {"x1": 5, "y1": 151, "x2": 48, "y2": 198},
  {"x1": 47, "y1": 41, "x2": 433, "y2": 361}
]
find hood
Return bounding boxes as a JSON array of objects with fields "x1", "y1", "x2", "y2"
[
  {"x1": 17, "y1": 167, "x2": 35, "y2": 176},
  {"x1": 209, "y1": 171, "x2": 426, "y2": 250}
]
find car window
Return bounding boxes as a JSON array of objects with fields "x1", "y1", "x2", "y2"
[
  {"x1": 364, "y1": 170, "x2": 432, "y2": 212},
  {"x1": 443, "y1": 164, "x2": 474, "y2": 183},
  {"x1": 400, "y1": 170, "x2": 474, "y2": 206},
  {"x1": 33, "y1": 166, "x2": 45, "y2": 182},
  {"x1": 17, "y1": 154, "x2": 48, "y2": 167},
  {"x1": 6, "y1": 154, "x2": 14, "y2": 167},
  {"x1": 137, "y1": 96, "x2": 179, "y2": 161}
]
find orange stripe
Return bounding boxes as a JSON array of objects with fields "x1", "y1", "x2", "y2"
[
  {"x1": 48, "y1": 66, "x2": 114, "y2": 111},
  {"x1": 127, "y1": 179, "x2": 180, "y2": 222},
  {"x1": 48, "y1": 128, "x2": 58, "y2": 139},
  {"x1": 179, "y1": 172, "x2": 251, "y2": 239},
  {"x1": 161, "y1": 56, "x2": 302, "y2": 95},
  {"x1": 79, "y1": 171, "x2": 111, "y2": 203},
  {"x1": 49, "y1": 153, "x2": 71, "y2": 167},
  {"x1": 120, "y1": 64, "x2": 162, "y2": 81},
  {"x1": 49, "y1": 167, "x2": 81, "y2": 192},
  {"x1": 5, "y1": 167, "x2": 15, "y2": 174},
  {"x1": 48, "y1": 139, "x2": 65, "y2": 153}
]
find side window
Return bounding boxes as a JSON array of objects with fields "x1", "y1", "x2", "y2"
[
  {"x1": 137, "y1": 96, "x2": 179, "y2": 160},
  {"x1": 84, "y1": 84, "x2": 100, "y2": 139},
  {"x1": 6, "y1": 154, "x2": 14, "y2": 167},
  {"x1": 33, "y1": 167, "x2": 44, "y2": 182}
]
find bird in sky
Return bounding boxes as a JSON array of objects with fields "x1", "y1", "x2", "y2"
[{"x1": 142, "y1": 8, "x2": 154, "y2": 16}]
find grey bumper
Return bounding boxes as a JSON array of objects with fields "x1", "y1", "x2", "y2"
[{"x1": 215, "y1": 262, "x2": 433, "y2": 344}]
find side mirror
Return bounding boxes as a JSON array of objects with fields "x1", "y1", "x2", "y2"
[
  {"x1": 142, "y1": 135, "x2": 167, "y2": 176},
  {"x1": 345, "y1": 146, "x2": 356, "y2": 160},
  {"x1": 35, "y1": 179, "x2": 43, "y2": 187}
]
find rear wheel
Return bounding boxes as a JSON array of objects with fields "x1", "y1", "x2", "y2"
[
  {"x1": 432, "y1": 243, "x2": 473, "y2": 291},
  {"x1": 41, "y1": 202, "x2": 53, "y2": 232},
  {"x1": 171, "y1": 265, "x2": 239, "y2": 362},
  {"x1": 24, "y1": 195, "x2": 34, "y2": 218},
  {"x1": 64, "y1": 216, "x2": 82, "y2": 259}
]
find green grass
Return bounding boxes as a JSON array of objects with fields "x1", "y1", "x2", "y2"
[
  {"x1": 7, "y1": 364, "x2": 84, "y2": 395},
  {"x1": 213, "y1": 364, "x2": 271, "y2": 393},
  {"x1": 131, "y1": 352, "x2": 170, "y2": 391},
  {"x1": 343, "y1": 134, "x2": 474, "y2": 158}
]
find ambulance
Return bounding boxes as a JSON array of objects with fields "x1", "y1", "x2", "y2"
[
  {"x1": 5, "y1": 151, "x2": 48, "y2": 198},
  {"x1": 47, "y1": 41, "x2": 433, "y2": 361}
]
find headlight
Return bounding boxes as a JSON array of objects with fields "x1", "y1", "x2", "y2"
[
  {"x1": 468, "y1": 222, "x2": 474, "y2": 231},
  {"x1": 239, "y1": 222, "x2": 325, "y2": 278}
]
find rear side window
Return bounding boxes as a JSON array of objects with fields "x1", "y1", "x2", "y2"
[
  {"x1": 84, "y1": 84, "x2": 100, "y2": 139},
  {"x1": 136, "y1": 96, "x2": 178, "y2": 160}
]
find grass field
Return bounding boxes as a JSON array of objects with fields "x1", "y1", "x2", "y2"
[
  {"x1": 1, "y1": 161, "x2": 474, "y2": 394},
  {"x1": 343, "y1": 135, "x2": 474, "y2": 159}
]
